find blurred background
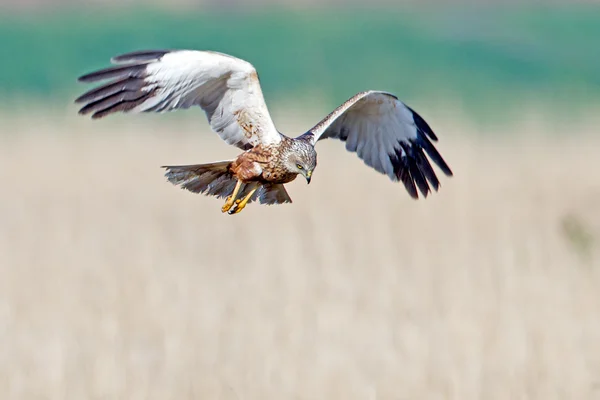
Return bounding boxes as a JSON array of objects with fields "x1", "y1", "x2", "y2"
[{"x1": 1, "y1": 0, "x2": 600, "y2": 399}]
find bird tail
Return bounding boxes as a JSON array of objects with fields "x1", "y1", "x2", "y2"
[
  {"x1": 162, "y1": 161, "x2": 235, "y2": 199},
  {"x1": 162, "y1": 161, "x2": 292, "y2": 205}
]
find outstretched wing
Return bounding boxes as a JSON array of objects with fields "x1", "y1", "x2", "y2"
[
  {"x1": 75, "y1": 49, "x2": 281, "y2": 150},
  {"x1": 300, "y1": 90, "x2": 453, "y2": 199}
]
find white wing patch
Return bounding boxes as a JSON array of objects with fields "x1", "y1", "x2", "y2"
[
  {"x1": 302, "y1": 90, "x2": 453, "y2": 199},
  {"x1": 76, "y1": 49, "x2": 281, "y2": 150}
]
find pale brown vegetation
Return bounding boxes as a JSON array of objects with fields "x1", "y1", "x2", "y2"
[{"x1": 0, "y1": 109, "x2": 599, "y2": 399}]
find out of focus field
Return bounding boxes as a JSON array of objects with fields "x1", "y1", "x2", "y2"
[
  {"x1": 1, "y1": 4, "x2": 600, "y2": 400},
  {"x1": 1, "y1": 109, "x2": 599, "y2": 399}
]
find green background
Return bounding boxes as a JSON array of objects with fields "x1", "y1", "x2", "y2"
[{"x1": 1, "y1": 5, "x2": 599, "y2": 118}]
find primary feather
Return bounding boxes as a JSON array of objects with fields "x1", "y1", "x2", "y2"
[
  {"x1": 299, "y1": 90, "x2": 453, "y2": 199},
  {"x1": 76, "y1": 49, "x2": 281, "y2": 150}
]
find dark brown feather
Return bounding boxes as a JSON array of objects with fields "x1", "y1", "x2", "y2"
[
  {"x1": 398, "y1": 167, "x2": 418, "y2": 199},
  {"x1": 400, "y1": 142, "x2": 430, "y2": 198},
  {"x1": 77, "y1": 64, "x2": 147, "y2": 83},
  {"x1": 111, "y1": 49, "x2": 171, "y2": 64},
  {"x1": 411, "y1": 141, "x2": 440, "y2": 191},
  {"x1": 90, "y1": 95, "x2": 153, "y2": 119},
  {"x1": 78, "y1": 89, "x2": 154, "y2": 119},
  {"x1": 74, "y1": 77, "x2": 146, "y2": 104},
  {"x1": 416, "y1": 134, "x2": 453, "y2": 177}
]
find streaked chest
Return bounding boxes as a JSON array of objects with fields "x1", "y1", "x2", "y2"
[{"x1": 250, "y1": 143, "x2": 298, "y2": 184}]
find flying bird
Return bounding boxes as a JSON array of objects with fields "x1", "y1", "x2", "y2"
[{"x1": 75, "y1": 49, "x2": 453, "y2": 215}]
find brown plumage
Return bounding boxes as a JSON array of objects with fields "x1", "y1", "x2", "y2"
[
  {"x1": 229, "y1": 138, "x2": 304, "y2": 184},
  {"x1": 75, "y1": 49, "x2": 453, "y2": 215},
  {"x1": 162, "y1": 137, "x2": 315, "y2": 214}
]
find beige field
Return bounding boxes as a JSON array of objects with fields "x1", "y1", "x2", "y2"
[{"x1": 0, "y1": 108, "x2": 599, "y2": 399}]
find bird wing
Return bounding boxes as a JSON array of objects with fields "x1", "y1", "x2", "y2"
[
  {"x1": 75, "y1": 49, "x2": 281, "y2": 150},
  {"x1": 300, "y1": 90, "x2": 453, "y2": 199}
]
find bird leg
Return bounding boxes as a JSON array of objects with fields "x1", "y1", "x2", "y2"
[
  {"x1": 228, "y1": 184, "x2": 259, "y2": 215},
  {"x1": 221, "y1": 179, "x2": 243, "y2": 213}
]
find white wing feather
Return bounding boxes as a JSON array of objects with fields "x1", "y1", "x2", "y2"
[
  {"x1": 301, "y1": 90, "x2": 453, "y2": 198},
  {"x1": 76, "y1": 49, "x2": 281, "y2": 150}
]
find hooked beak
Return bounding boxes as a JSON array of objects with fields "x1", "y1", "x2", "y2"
[{"x1": 305, "y1": 170, "x2": 312, "y2": 184}]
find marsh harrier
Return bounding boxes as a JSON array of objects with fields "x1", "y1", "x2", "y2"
[{"x1": 76, "y1": 49, "x2": 453, "y2": 214}]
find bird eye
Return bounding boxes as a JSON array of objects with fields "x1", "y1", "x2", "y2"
[{"x1": 296, "y1": 164, "x2": 303, "y2": 170}]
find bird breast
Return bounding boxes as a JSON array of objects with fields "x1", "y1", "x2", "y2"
[{"x1": 231, "y1": 143, "x2": 298, "y2": 184}]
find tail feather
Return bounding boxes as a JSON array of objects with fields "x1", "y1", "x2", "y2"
[
  {"x1": 162, "y1": 161, "x2": 292, "y2": 205},
  {"x1": 162, "y1": 161, "x2": 234, "y2": 199},
  {"x1": 256, "y1": 184, "x2": 293, "y2": 205}
]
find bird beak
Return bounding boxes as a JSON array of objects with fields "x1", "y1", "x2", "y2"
[{"x1": 305, "y1": 170, "x2": 312, "y2": 184}]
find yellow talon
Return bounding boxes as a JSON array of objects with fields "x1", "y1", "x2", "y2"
[
  {"x1": 230, "y1": 205, "x2": 245, "y2": 215},
  {"x1": 221, "y1": 198, "x2": 234, "y2": 213},
  {"x1": 228, "y1": 184, "x2": 258, "y2": 215},
  {"x1": 221, "y1": 180, "x2": 243, "y2": 213}
]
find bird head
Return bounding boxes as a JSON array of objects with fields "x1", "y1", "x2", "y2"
[{"x1": 285, "y1": 140, "x2": 317, "y2": 184}]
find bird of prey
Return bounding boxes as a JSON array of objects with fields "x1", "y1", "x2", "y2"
[{"x1": 75, "y1": 49, "x2": 453, "y2": 215}]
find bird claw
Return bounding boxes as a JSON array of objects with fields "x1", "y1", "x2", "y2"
[
  {"x1": 221, "y1": 196, "x2": 234, "y2": 213},
  {"x1": 229, "y1": 205, "x2": 244, "y2": 214},
  {"x1": 222, "y1": 197, "x2": 244, "y2": 214}
]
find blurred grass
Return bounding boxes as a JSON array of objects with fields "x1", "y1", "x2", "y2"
[
  {"x1": 1, "y1": 5, "x2": 600, "y2": 121},
  {"x1": 0, "y1": 112, "x2": 599, "y2": 399}
]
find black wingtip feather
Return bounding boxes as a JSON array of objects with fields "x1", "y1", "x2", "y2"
[
  {"x1": 417, "y1": 134, "x2": 453, "y2": 177},
  {"x1": 391, "y1": 147, "x2": 419, "y2": 199},
  {"x1": 77, "y1": 88, "x2": 155, "y2": 119},
  {"x1": 410, "y1": 141, "x2": 440, "y2": 191},
  {"x1": 77, "y1": 64, "x2": 147, "y2": 83},
  {"x1": 111, "y1": 49, "x2": 172, "y2": 64},
  {"x1": 408, "y1": 106, "x2": 439, "y2": 142},
  {"x1": 78, "y1": 90, "x2": 143, "y2": 115},
  {"x1": 400, "y1": 142, "x2": 430, "y2": 198},
  {"x1": 75, "y1": 53, "x2": 159, "y2": 119},
  {"x1": 74, "y1": 77, "x2": 146, "y2": 104},
  {"x1": 399, "y1": 167, "x2": 419, "y2": 199},
  {"x1": 388, "y1": 123, "x2": 453, "y2": 199}
]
